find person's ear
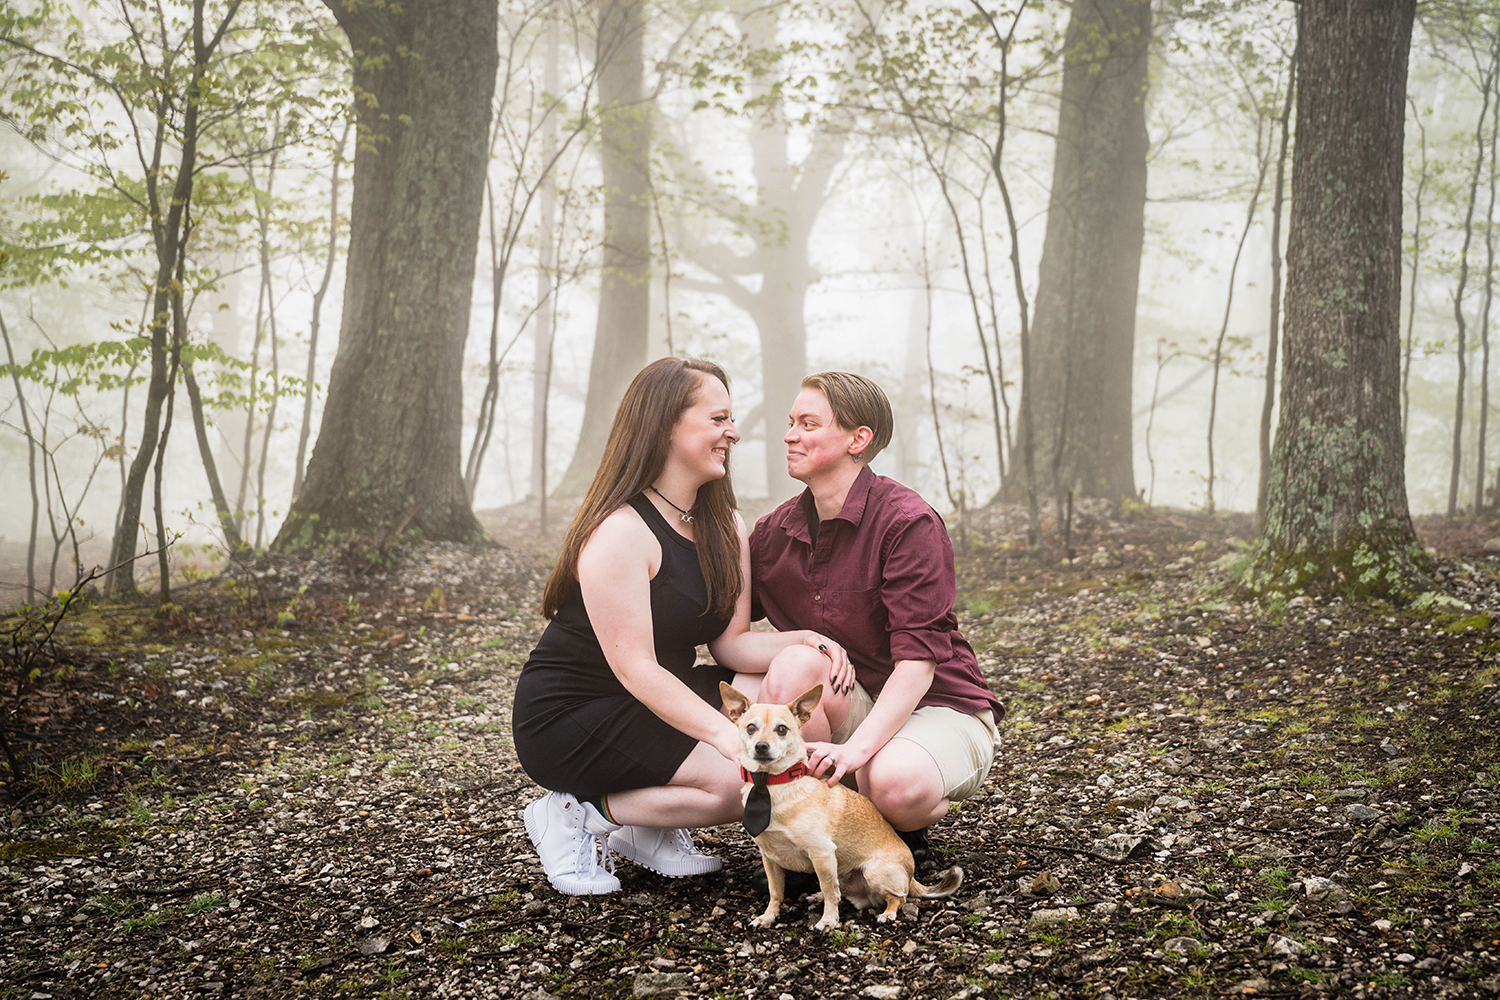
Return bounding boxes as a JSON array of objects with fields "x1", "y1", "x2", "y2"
[{"x1": 849, "y1": 425, "x2": 874, "y2": 460}]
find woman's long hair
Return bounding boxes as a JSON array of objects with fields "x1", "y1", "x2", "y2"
[{"x1": 541, "y1": 357, "x2": 741, "y2": 620}]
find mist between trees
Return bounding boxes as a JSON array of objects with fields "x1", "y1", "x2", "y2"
[{"x1": 0, "y1": 0, "x2": 1493, "y2": 603}]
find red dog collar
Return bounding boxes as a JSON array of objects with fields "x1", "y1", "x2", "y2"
[{"x1": 741, "y1": 761, "x2": 808, "y2": 785}]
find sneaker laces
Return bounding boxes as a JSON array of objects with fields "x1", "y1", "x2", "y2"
[
  {"x1": 575, "y1": 830, "x2": 616, "y2": 879},
  {"x1": 667, "y1": 828, "x2": 705, "y2": 857}
]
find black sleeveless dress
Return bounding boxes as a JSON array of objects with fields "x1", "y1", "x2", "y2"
[{"x1": 511, "y1": 494, "x2": 735, "y2": 799}]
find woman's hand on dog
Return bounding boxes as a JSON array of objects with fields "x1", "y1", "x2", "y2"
[
  {"x1": 802, "y1": 632, "x2": 855, "y2": 696},
  {"x1": 805, "y1": 740, "x2": 866, "y2": 787}
]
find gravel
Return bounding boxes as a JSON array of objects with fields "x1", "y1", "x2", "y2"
[{"x1": 2, "y1": 503, "x2": 1499, "y2": 998}]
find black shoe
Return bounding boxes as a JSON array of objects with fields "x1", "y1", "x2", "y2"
[
  {"x1": 896, "y1": 827, "x2": 931, "y2": 866},
  {"x1": 750, "y1": 868, "x2": 820, "y2": 898}
]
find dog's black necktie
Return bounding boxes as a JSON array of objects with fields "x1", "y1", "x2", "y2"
[{"x1": 743, "y1": 771, "x2": 772, "y2": 837}]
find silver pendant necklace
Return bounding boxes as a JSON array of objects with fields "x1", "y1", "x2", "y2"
[{"x1": 649, "y1": 485, "x2": 695, "y2": 523}]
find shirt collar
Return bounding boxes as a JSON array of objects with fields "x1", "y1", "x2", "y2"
[
  {"x1": 837, "y1": 464, "x2": 876, "y2": 525},
  {"x1": 784, "y1": 465, "x2": 877, "y2": 544}
]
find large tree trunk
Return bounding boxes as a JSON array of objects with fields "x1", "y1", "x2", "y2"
[
  {"x1": 273, "y1": 0, "x2": 496, "y2": 549},
  {"x1": 1019, "y1": 0, "x2": 1149, "y2": 503},
  {"x1": 1254, "y1": 0, "x2": 1423, "y2": 598},
  {"x1": 554, "y1": 0, "x2": 651, "y2": 496}
]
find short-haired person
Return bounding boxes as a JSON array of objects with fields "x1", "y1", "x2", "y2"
[
  {"x1": 751, "y1": 371, "x2": 1003, "y2": 868},
  {"x1": 512, "y1": 357, "x2": 849, "y2": 895}
]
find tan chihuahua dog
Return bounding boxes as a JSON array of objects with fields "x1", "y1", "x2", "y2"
[{"x1": 721, "y1": 681, "x2": 963, "y2": 930}]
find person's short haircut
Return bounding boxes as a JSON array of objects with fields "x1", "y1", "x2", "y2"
[{"x1": 802, "y1": 371, "x2": 894, "y2": 463}]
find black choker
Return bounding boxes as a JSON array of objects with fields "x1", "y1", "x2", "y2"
[{"x1": 649, "y1": 485, "x2": 694, "y2": 523}]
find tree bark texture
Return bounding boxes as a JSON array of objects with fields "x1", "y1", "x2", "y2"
[
  {"x1": 1258, "y1": 0, "x2": 1421, "y2": 594},
  {"x1": 555, "y1": 0, "x2": 651, "y2": 496},
  {"x1": 275, "y1": 0, "x2": 497, "y2": 548},
  {"x1": 1020, "y1": 0, "x2": 1149, "y2": 502}
]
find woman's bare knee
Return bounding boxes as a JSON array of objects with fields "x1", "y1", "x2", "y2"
[{"x1": 760, "y1": 645, "x2": 831, "y2": 703}]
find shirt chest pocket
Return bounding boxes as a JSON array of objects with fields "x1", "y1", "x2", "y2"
[{"x1": 823, "y1": 587, "x2": 884, "y2": 629}]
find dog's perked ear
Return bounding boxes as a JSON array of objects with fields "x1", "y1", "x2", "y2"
[
  {"x1": 790, "y1": 685, "x2": 823, "y2": 725},
  {"x1": 720, "y1": 681, "x2": 751, "y2": 722}
]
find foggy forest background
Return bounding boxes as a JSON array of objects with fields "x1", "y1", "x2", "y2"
[{"x1": 0, "y1": 0, "x2": 1496, "y2": 598}]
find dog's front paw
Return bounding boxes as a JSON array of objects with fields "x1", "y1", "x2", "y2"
[
  {"x1": 750, "y1": 910, "x2": 778, "y2": 929},
  {"x1": 813, "y1": 915, "x2": 841, "y2": 932}
]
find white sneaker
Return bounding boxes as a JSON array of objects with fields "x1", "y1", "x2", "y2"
[
  {"x1": 608, "y1": 826, "x2": 723, "y2": 877},
  {"x1": 523, "y1": 791, "x2": 622, "y2": 895}
]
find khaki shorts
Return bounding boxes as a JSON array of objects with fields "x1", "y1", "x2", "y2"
[{"x1": 831, "y1": 681, "x2": 999, "y2": 802}]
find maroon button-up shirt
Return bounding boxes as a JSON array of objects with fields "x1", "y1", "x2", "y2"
[{"x1": 750, "y1": 466, "x2": 1004, "y2": 720}]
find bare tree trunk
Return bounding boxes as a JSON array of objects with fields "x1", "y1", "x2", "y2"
[
  {"x1": 974, "y1": 0, "x2": 1040, "y2": 540},
  {"x1": 1257, "y1": 41, "x2": 1296, "y2": 528},
  {"x1": 107, "y1": 0, "x2": 239, "y2": 597},
  {"x1": 468, "y1": 174, "x2": 510, "y2": 505},
  {"x1": 1021, "y1": 0, "x2": 1150, "y2": 503},
  {"x1": 1447, "y1": 41, "x2": 1498, "y2": 517},
  {"x1": 0, "y1": 308, "x2": 40, "y2": 600},
  {"x1": 531, "y1": 12, "x2": 561, "y2": 530},
  {"x1": 555, "y1": 0, "x2": 651, "y2": 496},
  {"x1": 1255, "y1": 0, "x2": 1423, "y2": 598},
  {"x1": 1208, "y1": 125, "x2": 1270, "y2": 515},
  {"x1": 1146, "y1": 339, "x2": 1185, "y2": 507},
  {"x1": 254, "y1": 263, "x2": 280, "y2": 549},
  {"x1": 237, "y1": 130, "x2": 280, "y2": 533},
  {"x1": 275, "y1": 0, "x2": 497, "y2": 548},
  {"x1": 1402, "y1": 96, "x2": 1427, "y2": 447},
  {"x1": 1477, "y1": 54, "x2": 1499, "y2": 513},
  {"x1": 154, "y1": 251, "x2": 193, "y2": 604},
  {"x1": 922, "y1": 255, "x2": 958, "y2": 512},
  {"x1": 293, "y1": 122, "x2": 348, "y2": 501},
  {"x1": 182, "y1": 360, "x2": 244, "y2": 551}
]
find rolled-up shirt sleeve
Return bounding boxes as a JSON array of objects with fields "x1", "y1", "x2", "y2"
[{"x1": 881, "y1": 512, "x2": 958, "y2": 665}]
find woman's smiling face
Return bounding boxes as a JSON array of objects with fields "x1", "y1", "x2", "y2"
[{"x1": 670, "y1": 371, "x2": 739, "y2": 481}]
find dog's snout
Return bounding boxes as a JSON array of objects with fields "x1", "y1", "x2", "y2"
[{"x1": 754, "y1": 740, "x2": 772, "y2": 759}]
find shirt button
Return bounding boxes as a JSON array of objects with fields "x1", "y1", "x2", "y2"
[{"x1": 814, "y1": 594, "x2": 821, "y2": 601}]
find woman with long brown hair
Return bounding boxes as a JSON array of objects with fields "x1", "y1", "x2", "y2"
[{"x1": 512, "y1": 357, "x2": 849, "y2": 895}]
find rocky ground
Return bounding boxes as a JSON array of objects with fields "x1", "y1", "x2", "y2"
[{"x1": 1, "y1": 501, "x2": 1499, "y2": 1000}]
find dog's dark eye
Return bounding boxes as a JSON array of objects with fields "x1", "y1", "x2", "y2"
[
  {"x1": 775, "y1": 724, "x2": 788, "y2": 736},
  {"x1": 746, "y1": 723, "x2": 757, "y2": 736}
]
